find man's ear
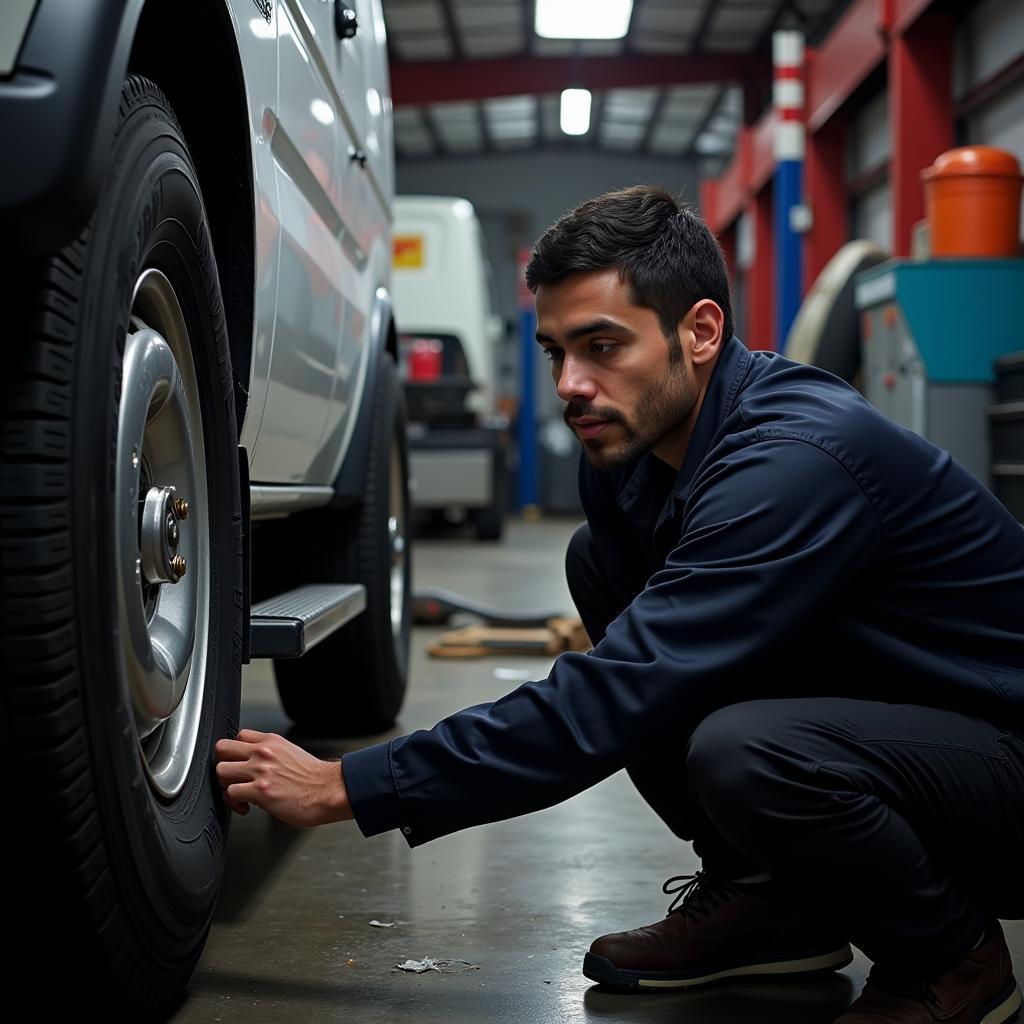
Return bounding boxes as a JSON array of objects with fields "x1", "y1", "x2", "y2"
[{"x1": 686, "y1": 300, "x2": 725, "y2": 368}]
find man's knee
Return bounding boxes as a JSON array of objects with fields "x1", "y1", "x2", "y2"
[
  {"x1": 686, "y1": 704, "x2": 758, "y2": 805},
  {"x1": 686, "y1": 701, "x2": 814, "y2": 814}
]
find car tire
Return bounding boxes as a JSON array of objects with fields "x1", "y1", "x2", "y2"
[
  {"x1": 273, "y1": 355, "x2": 413, "y2": 735},
  {"x1": 473, "y1": 447, "x2": 506, "y2": 541},
  {"x1": 2, "y1": 76, "x2": 242, "y2": 1011}
]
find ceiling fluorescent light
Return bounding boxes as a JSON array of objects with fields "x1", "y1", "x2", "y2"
[
  {"x1": 536, "y1": 0, "x2": 633, "y2": 39},
  {"x1": 560, "y1": 89, "x2": 592, "y2": 136}
]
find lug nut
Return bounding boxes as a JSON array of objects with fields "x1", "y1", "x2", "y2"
[
  {"x1": 170, "y1": 555, "x2": 187, "y2": 580},
  {"x1": 173, "y1": 497, "x2": 189, "y2": 520},
  {"x1": 166, "y1": 514, "x2": 180, "y2": 549}
]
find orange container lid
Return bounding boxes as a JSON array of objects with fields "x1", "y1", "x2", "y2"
[{"x1": 921, "y1": 145, "x2": 1022, "y2": 182}]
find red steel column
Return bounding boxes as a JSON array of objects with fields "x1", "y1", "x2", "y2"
[
  {"x1": 803, "y1": 89, "x2": 847, "y2": 291},
  {"x1": 718, "y1": 223, "x2": 737, "y2": 280},
  {"x1": 717, "y1": 223, "x2": 739, "y2": 333},
  {"x1": 890, "y1": 11, "x2": 953, "y2": 256},
  {"x1": 747, "y1": 183, "x2": 775, "y2": 350}
]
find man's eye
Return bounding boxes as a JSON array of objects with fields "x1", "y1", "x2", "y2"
[
  {"x1": 542, "y1": 349, "x2": 562, "y2": 362},
  {"x1": 590, "y1": 342, "x2": 615, "y2": 355}
]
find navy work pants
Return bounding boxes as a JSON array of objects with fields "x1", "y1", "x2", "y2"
[{"x1": 566, "y1": 523, "x2": 1024, "y2": 973}]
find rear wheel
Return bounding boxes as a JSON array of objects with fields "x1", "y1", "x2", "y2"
[
  {"x1": 2, "y1": 77, "x2": 242, "y2": 1011},
  {"x1": 473, "y1": 446, "x2": 507, "y2": 541},
  {"x1": 273, "y1": 356, "x2": 413, "y2": 735}
]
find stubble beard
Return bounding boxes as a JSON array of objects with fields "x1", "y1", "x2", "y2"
[{"x1": 569, "y1": 363, "x2": 696, "y2": 470}]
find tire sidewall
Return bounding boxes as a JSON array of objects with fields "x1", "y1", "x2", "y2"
[
  {"x1": 74, "y1": 83, "x2": 241, "y2": 965},
  {"x1": 361, "y1": 355, "x2": 412, "y2": 715}
]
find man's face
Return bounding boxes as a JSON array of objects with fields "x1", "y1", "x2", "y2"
[{"x1": 534, "y1": 268, "x2": 699, "y2": 470}]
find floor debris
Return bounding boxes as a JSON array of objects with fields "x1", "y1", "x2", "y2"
[
  {"x1": 493, "y1": 667, "x2": 534, "y2": 682},
  {"x1": 394, "y1": 958, "x2": 480, "y2": 974}
]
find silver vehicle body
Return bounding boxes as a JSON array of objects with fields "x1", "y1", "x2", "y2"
[{"x1": 223, "y1": 0, "x2": 394, "y2": 494}]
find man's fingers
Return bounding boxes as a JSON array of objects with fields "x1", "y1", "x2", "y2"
[
  {"x1": 215, "y1": 738, "x2": 262, "y2": 761},
  {"x1": 226, "y1": 781, "x2": 264, "y2": 805},
  {"x1": 216, "y1": 760, "x2": 255, "y2": 786},
  {"x1": 237, "y1": 728, "x2": 271, "y2": 741}
]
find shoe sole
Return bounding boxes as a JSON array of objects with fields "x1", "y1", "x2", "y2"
[
  {"x1": 582, "y1": 944, "x2": 854, "y2": 991},
  {"x1": 980, "y1": 981, "x2": 1022, "y2": 1024}
]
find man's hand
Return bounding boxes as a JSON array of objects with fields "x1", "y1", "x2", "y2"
[{"x1": 214, "y1": 729, "x2": 354, "y2": 829}]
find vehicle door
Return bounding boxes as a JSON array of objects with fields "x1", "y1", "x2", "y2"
[
  {"x1": 249, "y1": 0, "x2": 358, "y2": 484},
  {"x1": 308, "y1": 0, "x2": 394, "y2": 486}
]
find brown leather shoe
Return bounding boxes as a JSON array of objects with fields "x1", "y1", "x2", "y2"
[
  {"x1": 583, "y1": 871, "x2": 853, "y2": 990},
  {"x1": 833, "y1": 923, "x2": 1022, "y2": 1024}
]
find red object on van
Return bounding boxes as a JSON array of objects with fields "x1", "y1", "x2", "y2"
[{"x1": 407, "y1": 337, "x2": 443, "y2": 380}]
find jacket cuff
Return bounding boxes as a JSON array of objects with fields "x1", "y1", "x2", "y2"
[{"x1": 342, "y1": 739, "x2": 415, "y2": 845}]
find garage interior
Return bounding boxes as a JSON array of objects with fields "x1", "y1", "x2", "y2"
[
  {"x1": 188, "y1": 0, "x2": 1024, "y2": 1019},
  {"x1": 4, "y1": 0, "x2": 1023, "y2": 1017}
]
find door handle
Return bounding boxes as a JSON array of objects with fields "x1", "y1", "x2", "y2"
[{"x1": 335, "y1": 1, "x2": 358, "y2": 39}]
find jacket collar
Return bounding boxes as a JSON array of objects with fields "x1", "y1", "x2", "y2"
[
  {"x1": 673, "y1": 335, "x2": 751, "y2": 499},
  {"x1": 614, "y1": 335, "x2": 751, "y2": 521}
]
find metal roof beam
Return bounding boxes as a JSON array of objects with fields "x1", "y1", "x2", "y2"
[
  {"x1": 588, "y1": 91, "x2": 605, "y2": 149},
  {"x1": 622, "y1": 0, "x2": 641, "y2": 53},
  {"x1": 523, "y1": 0, "x2": 535, "y2": 56},
  {"x1": 683, "y1": 85, "x2": 728, "y2": 158},
  {"x1": 392, "y1": 53, "x2": 769, "y2": 106},
  {"x1": 478, "y1": 100, "x2": 494, "y2": 153},
  {"x1": 438, "y1": 0, "x2": 465, "y2": 61},
  {"x1": 691, "y1": 0, "x2": 719, "y2": 52},
  {"x1": 637, "y1": 88, "x2": 668, "y2": 154},
  {"x1": 396, "y1": 142, "x2": 701, "y2": 165},
  {"x1": 419, "y1": 107, "x2": 446, "y2": 157}
]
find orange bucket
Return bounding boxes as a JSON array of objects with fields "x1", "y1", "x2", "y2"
[{"x1": 921, "y1": 146, "x2": 1022, "y2": 257}]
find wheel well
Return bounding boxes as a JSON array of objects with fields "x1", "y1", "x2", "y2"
[
  {"x1": 386, "y1": 315, "x2": 398, "y2": 363},
  {"x1": 127, "y1": 0, "x2": 255, "y2": 426}
]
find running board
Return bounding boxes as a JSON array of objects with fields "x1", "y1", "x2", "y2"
[{"x1": 250, "y1": 584, "x2": 366, "y2": 659}]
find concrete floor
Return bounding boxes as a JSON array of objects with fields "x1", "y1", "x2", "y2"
[{"x1": 178, "y1": 517, "x2": 1023, "y2": 1023}]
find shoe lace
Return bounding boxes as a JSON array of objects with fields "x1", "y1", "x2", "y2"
[{"x1": 662, "y1": 871, "x2": 734, "y2": 922}]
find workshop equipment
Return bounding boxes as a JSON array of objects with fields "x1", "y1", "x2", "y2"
[
  {"x1": 427, "y1": 617, "x2": 590, "y2": 659},
  {"x1": 991, "y1": 352, "x2": 1024, "y2": 521},
  {"x1": 922, "y1": 147, "x2": 1023, "y2": 258},
  {"x1": 413, "y1": 587, "x2": 565, "y2": 628},
  {"x1": 855, "y1": 259, "x2": 1024, "y2": 488}
]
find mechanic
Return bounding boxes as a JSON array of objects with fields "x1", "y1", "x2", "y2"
[{"x1": 215, "y1": 185, "x2": 1024, "y2": 1024}]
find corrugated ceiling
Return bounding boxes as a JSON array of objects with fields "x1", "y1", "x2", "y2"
[{"x1": 385, "y1": 0, "x2": 848, "y2": 163}]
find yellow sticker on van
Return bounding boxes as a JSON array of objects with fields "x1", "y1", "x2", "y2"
[{"x1": 393, "y1": 234, "x2": 424, "y2": 268}]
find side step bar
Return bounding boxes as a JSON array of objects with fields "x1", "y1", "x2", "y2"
[{"x1": 250, "y1": 583, "x2": 366, "y2": 659}]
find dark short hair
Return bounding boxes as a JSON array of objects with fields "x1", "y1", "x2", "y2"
[{"x1": 525, "y1": 185, "x2": 735, "y2": 345}]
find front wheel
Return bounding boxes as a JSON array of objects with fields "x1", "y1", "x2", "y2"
[{"x1": 2, "y1": 77, "x2": 242, "y2": 1011}]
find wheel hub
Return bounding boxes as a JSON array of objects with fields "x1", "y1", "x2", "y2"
[
  {"x1": 140, "y1": 485, "x2": 188, "y2": 585},
  {"x1": 115, "y1": 268, "x2": 210, "y2": 800}
]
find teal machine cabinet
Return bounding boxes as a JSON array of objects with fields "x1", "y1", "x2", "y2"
[{"x1": 855, "y1": 260, "x2": 1024, "y2": 488}]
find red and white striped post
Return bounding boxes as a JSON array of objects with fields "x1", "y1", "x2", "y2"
[{"x1": 773, "y1": 30, "x2": 805, "y2": 352}]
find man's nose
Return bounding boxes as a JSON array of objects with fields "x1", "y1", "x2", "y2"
[{"x1": 555, "y1": 356, "x2": 597, "y2": 403}]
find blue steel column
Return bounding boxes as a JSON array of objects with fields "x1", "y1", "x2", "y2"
[
  {"x1": 773, "y1": 31, "x2": 805, "y2": 352},
  {"x1": 516, "y1": 250, "x2": 539, "y2": 513}
]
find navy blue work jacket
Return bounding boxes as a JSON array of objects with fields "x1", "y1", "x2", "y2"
[{"x1": 343, "y1": 336, "x2": 1024, "y2": 847}]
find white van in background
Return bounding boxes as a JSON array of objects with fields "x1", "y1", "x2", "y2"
[{"x1": 393, "y1": 195, "x2": 508, "y2": 540}]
